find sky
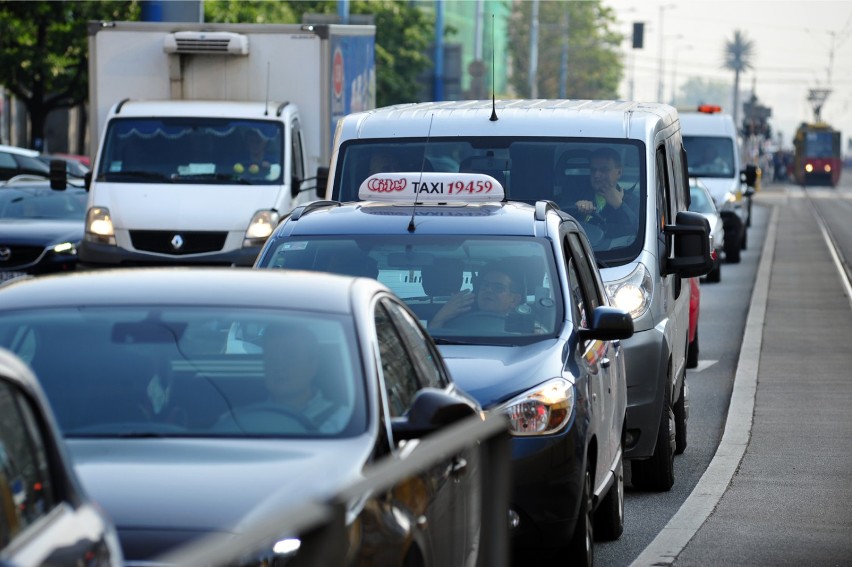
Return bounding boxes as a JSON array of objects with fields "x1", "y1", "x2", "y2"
[{"x1": 602, "y1": 0, "x2": 852, "y2": 150}]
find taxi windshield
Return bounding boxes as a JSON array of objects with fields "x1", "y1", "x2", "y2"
[
  {"x1": 262, "y1": 235, "x2": 564, "y2": 344},
  {"x1": 0, "y1": 307, "x2": 367, "y2": 439},
  {"x1": 335, "y1": 137, "x2": 646, "y2": 261}
]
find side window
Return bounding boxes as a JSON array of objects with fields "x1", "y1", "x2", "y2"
[
  {"x1": 656, "y1": 147, "x2": 671, "y2": 257},
  {"x1": 0, "y1": 381, "x2": 56, "y2": 547},
  {"x1": 374, "y1": 303, "x2": 421, "y2": 418},
  {"x1": 382, "y1": 299, "x2": 448, "y2": 390},
  {"x1": 567, "y1": 234, "x2": 602, "y2": 311},
  {"x1": 566, "y1": 259, "x2": 588, "y2": 330}
]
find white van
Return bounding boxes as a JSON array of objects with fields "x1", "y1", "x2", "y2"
[
  {"x1": 326, "y1": 99, "x2": 712, "y2": 491},
  {"x1": 679, "y1": 105, "x2": 755, "y2": 263}
]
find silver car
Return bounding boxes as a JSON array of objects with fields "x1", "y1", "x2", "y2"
[
  {"x1": 689, "y1": 178, "x2": 725, "y2": 283},
  {"x1": 0, "y1": 268, "x2": 483, "y2": 566}
]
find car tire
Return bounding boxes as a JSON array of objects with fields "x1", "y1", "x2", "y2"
[
  {"x1": 725, "y1": 226, "x2": 742, "y2": 264},
  {"x1": 705, "y1": 261, "x2": 721, "y2": 283},
  {"x1": 631, "y1": 372, "x2": 675, "y2": 491},
  {"x1": 568, "y1": 465, "x2": 594, "y2": 566},
  {"x1": 594, "y1": 450, "x2": 624, "y2": 541},
  {"x1": 674, "y1": 376, "x2": 688, "y2": 455},
  {"x1": 687, "y1": 329, "x2": 699, "y2": 368}
]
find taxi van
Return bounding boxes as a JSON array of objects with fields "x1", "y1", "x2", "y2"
[
  {"x1": 256, "y1": 171, "x2": 709, "y2": 560},
  {"x1": 324, "y1": 100, "x2": 713, "y2": 492}
]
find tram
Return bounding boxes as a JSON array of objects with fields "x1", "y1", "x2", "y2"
[{"x1": 793, "y1": 122, "x2": 842, "y2": 187}]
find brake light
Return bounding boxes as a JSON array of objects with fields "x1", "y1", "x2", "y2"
[{"x1": 697, "y1": 104, "x2": 722, "y2": 114}]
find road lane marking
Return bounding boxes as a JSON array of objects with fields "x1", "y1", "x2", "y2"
[{"x1": 629, "y1": 204, "x2": 778, "y2": 567}]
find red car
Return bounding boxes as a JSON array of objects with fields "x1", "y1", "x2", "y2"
[{"x1": 687, "y1": 277, "x2": 700, "y2": 368}]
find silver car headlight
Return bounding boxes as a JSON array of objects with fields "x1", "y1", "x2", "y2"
[
  {"x1": 244, "y1": 210, "x2": 280, "y2": 246},
  {"x1": 606, "y1": 263, "x2": 653, "y2": 319},
  {"x1": 84, "y1": 207, "x2": 116, "y2": 246},
  {"x1": 496, "y1": 378, "x2": 574, "y2": 436}
]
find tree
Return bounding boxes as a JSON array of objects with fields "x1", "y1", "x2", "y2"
[
  {"x1": 678, "y1": 77, "x2": 730, "y2": 109},
  {"x1": 0, "y1": 1, "x2": 140, "y2": 149},
  {"x1": 507, "y1": 1, "x2": 623, "y2": 99},
  {"x1": 723, "y1": 30, "x2": 755, "y2": 128}
]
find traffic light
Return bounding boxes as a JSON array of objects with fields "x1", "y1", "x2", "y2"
[{"x1": 632, "y1": 23, "x2": 644, "y2": 49}]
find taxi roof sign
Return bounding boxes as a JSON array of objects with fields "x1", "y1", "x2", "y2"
[{"x1": 358, "y1": 172, "x2": 505, "y2": 203}]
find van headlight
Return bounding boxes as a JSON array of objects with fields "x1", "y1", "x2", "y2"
[
  {"x1": 496, "y1": 378, "x2": 573, "y2": 436},
  {"x1": 606, "y1": 263, "x2": 653, "y2": 319},
  {"x1": 84, "y1": 207, "x2": 116, "y2": 246},
  {"x1": 244, "y1": 210, "x2": 280, "y2": 246}
]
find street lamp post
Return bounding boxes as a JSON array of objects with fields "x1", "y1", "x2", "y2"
[{"x1": 656, "y1": 3, "x2": 676, "y2": 103}]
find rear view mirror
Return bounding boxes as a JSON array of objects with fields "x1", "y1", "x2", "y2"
[
  {"x1": 577, "y1": 306, "x2": 634, "y2": 342},
  {"x1": 391, "y1": 388, "x2": 478, "y2": 441},
  {"x1": 49, "y1": 160, "x2": 67, "y2": 190},
  {"x1": 740, "y1": 164, "x2": 758, "y2": 187},
  {"x1": 663, "y1": 211, "x2": 713, "y2": 278}
]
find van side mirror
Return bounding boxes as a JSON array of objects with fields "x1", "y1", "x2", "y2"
[
  {"x1": 315, "y1": 166, "x2": 329, "y2": 199},
  {"x1": 49, "y1": 160, "x2": 67, "y2": 190},
  {"x1": 740, "y1": 164, "x2": 758, "y2": 187},
  {"x1": 663, "y1": 211, "x2": 713, "y2": 278}
]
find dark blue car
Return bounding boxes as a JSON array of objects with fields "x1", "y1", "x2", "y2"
[{"x1": 254, "y1": 171, "x2": 634, "y2": 564}]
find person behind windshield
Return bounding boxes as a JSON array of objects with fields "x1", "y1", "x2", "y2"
[
  {"x1": 692, "y1": 144, "x2": 731, "y2": 175},
  {"x1": 259, "y1": 324, "x2": 348, "y2": 433},
  {"x1": 574, "y1": 147, "x2": 637, "y2": 239},
  {"x1": 233, "y1": 128, "x2": 276, "y2": 177},
  {"x1": 429, "y1": 263, "x2": 524, "y2": 330}
]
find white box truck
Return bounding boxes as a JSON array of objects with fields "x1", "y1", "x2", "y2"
[{"x1": 80, "y1": 21, "x2": 375, "y2": 267}]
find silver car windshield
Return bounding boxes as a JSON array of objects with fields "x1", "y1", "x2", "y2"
[
  {"x1": 0, "y1": 307, "x2": 367, "y2": 438},
  {"x1": 335, "y1": 137, "x2": 646, "y2": 261},
  {"x1": 264, "y1": 235, "x2": 564, "y2": 343}
]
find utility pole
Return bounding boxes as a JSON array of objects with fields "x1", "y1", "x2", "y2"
[
  {"x1": 559, "y1": 8, "x2": 569, "y2": 98},
  {"x1": 529, "y1": 0, "x2": 539, "y2": 98}
]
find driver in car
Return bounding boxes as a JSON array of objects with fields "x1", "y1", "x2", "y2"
[
  {"x1": 260, "y1": 324, "x2": 348, "y2": 433},
  {"x1": 429, "y1": 264, "x2": 524, "y2": 330},
  {"x1": 574, "y1": 147, "x2": 638, "y2": 239}
]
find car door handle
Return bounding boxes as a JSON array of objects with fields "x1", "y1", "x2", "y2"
[{"x1": 601, "y1": 357, "x2": 611, "y2": 369}]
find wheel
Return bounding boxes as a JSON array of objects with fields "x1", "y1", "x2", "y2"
[
  {"x1": 568, "y1": 464, "x2": 594, "y2": 566},
  {"x1": 687, "y1": 328, "x2": 699, "y2": 368},
  {"x1": 630, "y1": 371, "x2": 675, "y2": 491},
  {"x1": 594, "y1": 449, "x2": 624, "y2": 541},
  {"x1": 725, "y1": 225, "x2": 741, "y2": 264},
  {"x1": 705, "y1": 261, "x2": 721, "y2": 283},
  {"x1": 674, "y1": 376, "x2": 688, "y2": 455}
]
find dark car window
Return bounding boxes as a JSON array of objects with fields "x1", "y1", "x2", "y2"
[
  {"x1": 381, "y1": 298, "x2": 448, "y2": 390},
  {"x1": 0, "y1": 189, "x2": 87, "y2": 220},
  {"x1": 375, "y1": 303, "x2": 421, "y2": 418},
  {"x1": 0, "y1": 381, "x2": 56, "y2": 547}
]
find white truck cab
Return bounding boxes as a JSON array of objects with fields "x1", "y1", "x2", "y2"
[
  {"x1": 679, "y1": 105, "x2": 756, "y2": 264},
  {"x1": 326, "y1": 99, "x2": 713, "y2": 491}
]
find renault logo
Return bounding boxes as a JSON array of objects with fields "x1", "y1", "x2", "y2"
[
  {"x1": 0, "y1": 247, "x2": 10, "y2": 262},
  {"x1": 170, "y1": 235, "x2": 184, "y2": 250}
]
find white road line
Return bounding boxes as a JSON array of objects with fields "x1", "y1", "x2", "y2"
[
  {"x1": 689, "y1": 360, "x2": 717, "y2": 373},
  {"x1": 629, "y1": 204, "x2": 779, "y2": 567},
  {"x1": 809, "y1": 200, "x2": 852, "y2": 311}
]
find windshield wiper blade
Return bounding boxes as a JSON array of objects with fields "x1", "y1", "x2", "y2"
[{"x1": 100, "y1": 170, "x2": 172, "y2": 182}]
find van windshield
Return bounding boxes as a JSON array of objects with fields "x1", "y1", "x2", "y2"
[
  {"x1": 97, "y1": 118, "x2": 284, "y2": 185},
  {"x1": 334, "y1": 137, "x2": 646, "y2": 261},
  {"x1": 683, "y1": 136, "x2": 736, "y2": 179}
]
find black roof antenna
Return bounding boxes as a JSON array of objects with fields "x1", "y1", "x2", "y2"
[
  {"x1": 264, "y1": 61, "x2": 271, "y2": 116},
  {"x1": 407, "y1": 113, "x2": 435, "y2": 233},
  {"x1": 489, "y1": 14, "x2": 498, "y2": 122}
]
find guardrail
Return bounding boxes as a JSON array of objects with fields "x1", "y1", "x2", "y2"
[{"x1": 157, "y1": 413, "x2": 511, "y2": 567}]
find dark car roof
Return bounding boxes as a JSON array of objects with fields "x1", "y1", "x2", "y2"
[
  {"x1": 0, "y1": 267, "x2": 374, "y2": 312},
  {"x1": 274, "y1": 199, "x2": 575, "y2": 239}
]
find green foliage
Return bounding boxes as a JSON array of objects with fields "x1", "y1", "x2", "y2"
[
  {"x1": 723, "y1": 30, "x2": 755, "y2": 73},
  {"x1": 507, "y1": 1, "x2": 623, "y2": 100},
  {"x1": 204, "y1": 1, "x2": 296, "y2": 24},
  {"x1": 0, "y1": 0, "x2": 140, "y2": 145},
  {"x1": 678, "y1": 77, "x2": 731, "y2": 109}
]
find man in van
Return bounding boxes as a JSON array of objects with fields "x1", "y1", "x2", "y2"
[{"x1": 574, "y1": 148, "x2": 638, "y2": 239}]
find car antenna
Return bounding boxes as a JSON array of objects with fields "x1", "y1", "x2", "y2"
[
  {"x1": 489, "y1": 14, "x2": 498, "y2": 122},
  {"x1": 408, "y1": 113, "x2": 435, "y2": 233},
  {"x1": 264, "y1": 61, "x2": 271, "y2": 116}
]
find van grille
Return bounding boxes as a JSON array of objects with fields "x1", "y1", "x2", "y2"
[{"x1": 130, "y1": 231, "x2": 228, "y2": 255}]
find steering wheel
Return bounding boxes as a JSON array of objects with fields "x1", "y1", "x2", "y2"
[{"x1": 234, "y1": 402, "x2": 317, "y2": 432}]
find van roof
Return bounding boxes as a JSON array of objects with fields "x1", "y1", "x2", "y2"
[
  {"x1": 108, "y1": 100, "x2": 296, "y2": 120},
  {"x1": 678, "y1": 111, "x2": 738, "y2": 137},
  {"x1": 338, "y1": 99, "x2": 680, "y2": 141}
]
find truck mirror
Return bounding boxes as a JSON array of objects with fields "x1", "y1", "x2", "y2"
[
  {"x1": 83, "y1": 171, "x2": 92, "y2": 191},
  {"x1": 740, "y1": 164, "x2": 758, "y2": 187},
  {"x1": 49, "y1": 160, "x2": 67, "y2": 190}
]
